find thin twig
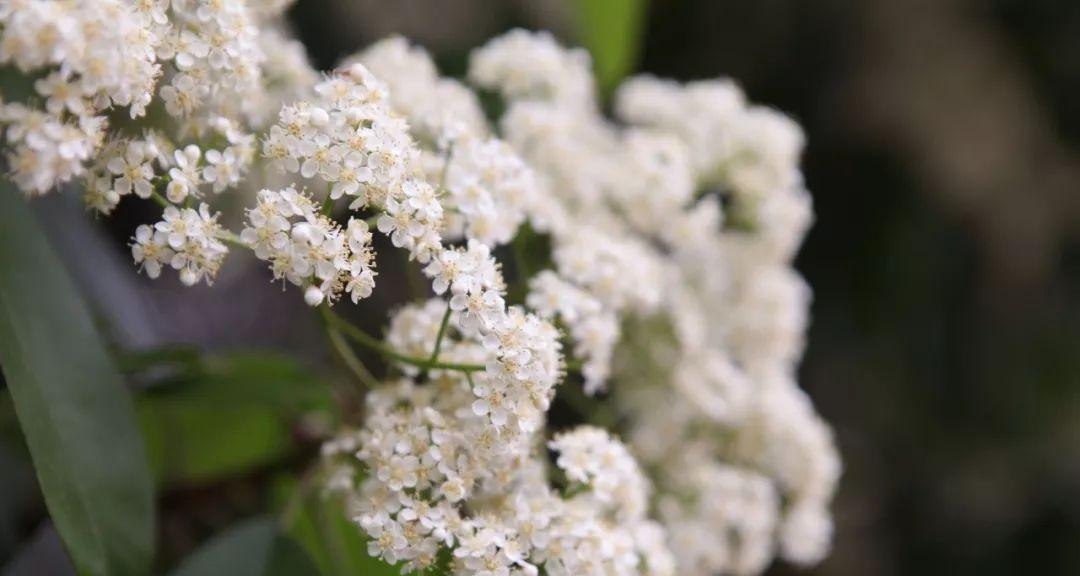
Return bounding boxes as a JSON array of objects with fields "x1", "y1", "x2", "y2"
[
  {"x1": 150, "y1": 191, "x2": 170, "y2": 208},
  {"x1": 325, "y1": 326, "x2": 379, "y2": 392},
  {"x1": 215, "y1": 229, "x2": 248, "y2": 248},
  {"x1": 320, "y1": 305, "x2": 485, "y2": 373},
  {"x1": 511, "y1": 228, "x2": 531, "y2": 282},
  {"x1": 428, "y1": 304, "x2": 453, "y2": 365}
]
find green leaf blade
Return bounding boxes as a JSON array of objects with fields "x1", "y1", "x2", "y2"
[
  {"x1": 170, "y1": 517, "x2": 321, "y2": 576},
  {"x1": 274, "y1": 477, "x2": 401, "y2": 576},
  {"x1": 0, "y1": 187, "x2": 155, "y2": 575},
  {"x1": 131, "y1": 351, "x2": 336, "y2": 487},
  {"x1": 572, "y1": 0, "x2": 649, "y2": 95}
]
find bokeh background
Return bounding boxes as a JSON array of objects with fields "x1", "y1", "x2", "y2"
[{"x1": 3, "y1": 0, "x2": 1080, "y2": 574}]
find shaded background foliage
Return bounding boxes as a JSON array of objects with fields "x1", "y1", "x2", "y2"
[{"x1": 2, "y1": 0, "x2": 1080, "y2": 574}]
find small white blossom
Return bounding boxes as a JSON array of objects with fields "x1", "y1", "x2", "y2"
[
  {"x1": 240, "y1": 187, "x2": 378, "y2": 306},
  {"x1": 131, "y1": 204, "x2": 228, "y2": 286}
]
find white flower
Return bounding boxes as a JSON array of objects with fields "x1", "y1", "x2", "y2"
[
  {"x1": 173, "y1": 30, "x2": 210, "y2": 70},
  {"x1": 34, "y1": 72, "x2": 87, "y2": 116},
  {"x1": 132, "y1": 204, "x2": 227, "y2": 286},
  {"x1": 166, "y1": 145, "x2": 202, "y2": 203},
  {"x1": 202, "y1": 147, "x2": 243, "y2": 193},
  {"x1": 355, "y1": 36, "x2": 489, "y2": 146},
  {"x1": 469, "y1": 29, "x2": 595, "y2": 108},
  {"x1": 240, "y1": 187, "x2": 378, "y2": 306},
  {"x1": 304, "y1": 285, "x2": 325, "y2": 306},
  {"x1": 131, "y1": 224, "x2": 172, "y2": 279},
  {"x1": 160, "y1": 74, "x2": 206, "y2": 117},
  {"x1": 107, "y1": 141, "x2": 155, "y2": 199}
]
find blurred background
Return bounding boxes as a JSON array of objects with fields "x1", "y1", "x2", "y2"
[{"x1": 4, "y1": 0, "x2": 1080, "y2": 574}]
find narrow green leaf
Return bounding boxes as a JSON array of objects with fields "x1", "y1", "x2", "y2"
[
  {"x1": 572, "y1": 0, "x2": 649, "y2": 95},
  {"x1": 274, "y1": 476, "x2": 400, "y2": 576},
  {"x1": 134, "y1": 352, "x2": 335, "y2": 486},
  {"x1": 138, "y1": 399, "x2": 291, "y2": 486},
  {"x1": 169, "y1": 516, "x2": 321, "y2": 576},
  {"x1": 0, "y1": 187, "x2": 155, "y2": 575},
  {"x1": 128, "y1": 350, "x2": 335, "y2": 414}
]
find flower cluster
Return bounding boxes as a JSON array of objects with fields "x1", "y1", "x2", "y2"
[
  {"x1": 155, "y1": 0, "x2": 309, "y2": 133},
  {"x1": 0, "y1": 0, "x2": 160, "y2": 194},
  {"x1": 549, "y1": 427, "x2": 650, "y2": 521},
  {"x1": 355, "y1": 36, "x2": 489, "y2": 147},
  {"x1": 263, "y1": 66, "x2": 448, "y2": 265},
  {"x1": 325, "y1": 380, "x2": 673, "y2": 576},
  {"x1": 422, "y1": 241, "x2": 561, "y2": 432},
  {"x1": 131, "y1": 203, "x2": 227, "y2": 286},
  {"x1": 527, "y1": 271, "x2": 618, "y2": 393},
  {"x1": 82, "y1": 121, "x2": 254, "y2": 214},
  {"x1": 615, "y1": 75, "x2": 809, "y2": 224},
  {"x1": 357, "y1": 38, "x2": 543, "y2": 249},
  {"x1": 0, "y1": 0, "x2": 298, "y2": 198},
  {"x1": 471, "y1": 29, "x2": 839, "y2": 575},
  {"x1": 384, "y1": 299, "x2": 488, "y2": 376},
  {"x1": 3, "y1": 7, "x2": 842, "y2": 574},
  {"x1": 659, "y1": 459, "x2": 780, "y2": 575},
  {"x1": 241, "y1": 186, "x2": 376, "y2": 306},
  {"x1": 469, "y1": 29, "x2": 596, "y2": 109},
  {"x1": 438, "y1": 137, "x2": 538, "y2": 247}
]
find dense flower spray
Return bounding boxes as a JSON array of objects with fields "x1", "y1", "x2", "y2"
[{"x1": 0, "y1": 4, "x2": 840, "y2": 574}]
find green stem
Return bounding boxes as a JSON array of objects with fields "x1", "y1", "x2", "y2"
[
  {"x1": 325, "y1": 326, "x2": 379, "y2": 392},
  {"x1": 511, "y1": 229, "x2": 531, "y2": 282},
  {"x1": 215, "y1": 229, "x2": 248, "y2": 248},
  {"x1": 403, "y1": 251, "x2": 424, "y2": 301},
  {"x1": 428, "y1": 304, "x2": 453, "y2": 365},
  {"x1": 150, "y1": 191, "x2": 170, "y2": 208},
  {"x1": 279, "y1": 465, "x2": 319, "y2": 531},
  {"x1": 320, "y1": 306, "x2": 484, "y2": 373},
  {"x1": 321, "y1": 194, "x2": 336, "y2": 217}
]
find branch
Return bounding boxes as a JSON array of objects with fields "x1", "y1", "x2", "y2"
[{"x1": 320, "y1": 305, "x2": 485, "y2": 373}]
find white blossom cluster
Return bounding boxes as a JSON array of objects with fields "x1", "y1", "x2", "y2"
[
  {"x1": 324, "y1": 378, "x2": 673, "y2": 576},
  {"x1": 423, "y1": 241, "x2": 562, "y2": 433},
  {"x1": 80, "y1": 118, "x2": 256, "y2": 213},
  {"x1": 616, "y1": 75, "x2": 808, "y2": 223},
  {"x1": 0, "y1": 0, "x2": 316, "y2": 286},
  {"x1": 241, "y1": 186, "x2": 376, "y2": 306},
  {"x1": 353, "y1": 36, "x2": 488, "y2": 147},
  {"x1": 469, "y1": 29, "x2": 596, "y2": 110},
  {"x1": 0, "y1": 0, "x2": 305, "y2": 195},
  {"x1": 437, "y1": 137, "x2": 538, "y2": 247},
  {"x1": 0, "y1": 0, "x2": 160, "y2": 194},
  {"x1": 2, "y1": 7, "x2": 841, "y2": 574},
  {"x1": 264, "y1": 68, "x2": 415, "y2": 207},
  {"x1": 527, "y1": 270, "x2": 618, "y2": 393},
  {"x1": 383, "y1": 299, "x2": 488, "y2": 376},
  {"x1": 357, "y1": 38, "x2": 542, "y2": 249},
  {"x1": 467, "y1": 30, "x2": 839, "y2": 575},
  {"x1": 258, "y1": 62, "x2": 568, "y2": 440},
  {"x1": 131, "y1": 203, "x2": 227, "y2": 286}
]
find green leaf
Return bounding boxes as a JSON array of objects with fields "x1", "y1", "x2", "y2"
[
  {"x1": 169, "y1": 516, "x2": 321, "y2": 576},
  {"x1": 135, "y1": 352, "x2": 335, "y2": 486},
  {"x1": 571, "y1": 0, "x2": 649, "y2": 95},
  {"x1": 138, "y1": 398, "x2": 292, "y2": 486},
  {"x1": 273, "y1": 476, "x2": 400, "y2": 576},
  {"x1": 0, "y1": 187, "x2": 155, "y2": 575}
]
